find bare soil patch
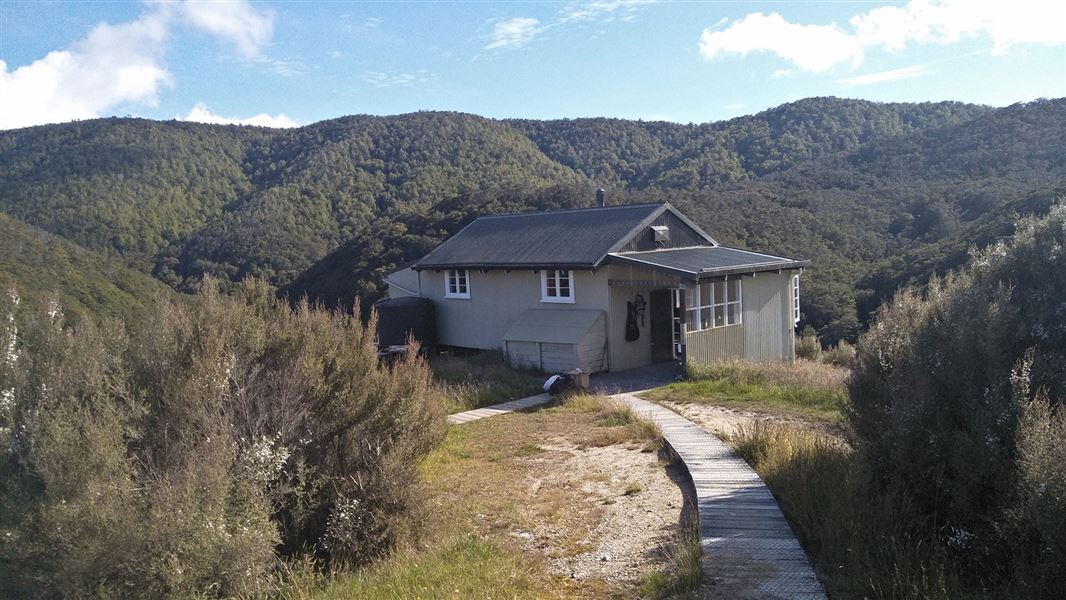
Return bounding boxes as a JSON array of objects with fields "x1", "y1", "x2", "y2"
[{"x1": 416, "y1": 397, "x2": 696, "y2": 598}]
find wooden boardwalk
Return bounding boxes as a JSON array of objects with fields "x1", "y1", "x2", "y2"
[
  {"x1": 613, "y1": 392, "x2": 826, "y2": 599},
  {"x1": 446, "y1": 393, "x2": 552, "y2": 424}
]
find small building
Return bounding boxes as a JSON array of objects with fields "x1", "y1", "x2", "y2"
[{"x1": 386, "y1": 200, "x2": 808, "y2": 373}]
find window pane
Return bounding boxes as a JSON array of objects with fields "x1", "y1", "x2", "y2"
[
  {"x1": 713, "y1": 281, "x2": 725, "y2": 305},
  {"x1": 700, "y1": 283, "x2": 713, "y2": 307},
  {"x1": 685, "y1": 285, "x2": 698, "y2": 308},
  {"x1": 727, "y1": 302, "x2": 740, "y2": 325},
  {"x1": 714, "y1": 305, "x2": 725, "y2": 327},
  {"x1": 727, "y1": 279, "x2": 740, "y2": 303},
  {"x1": 700, "y1": 307, "x2": 712, "y2": 329},
  {"x1": 687, "y1": 308, "x2": 701, "y2": 331}
]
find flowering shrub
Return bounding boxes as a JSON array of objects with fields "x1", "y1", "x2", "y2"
[
  {"x1": 848, "y1": 203, "x2": 1066, "y2": 592},
  {"x1": 0, "y1": 279, "x2": 444, "y2": 598}
]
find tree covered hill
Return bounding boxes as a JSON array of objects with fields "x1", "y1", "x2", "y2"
[
  {"x1": 0, "y1": 97, "x2": 1063, "y2": 339},
  {"x1": 0, "y1": 213, "x2": 173, "y2": 323}
]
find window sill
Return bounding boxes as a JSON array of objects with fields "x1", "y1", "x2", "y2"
[
  {"x1": 540, "y1": 297, "x2": 575, "y2": 304},
  {"x1": 444, "y1": 294, "x2": 471, "y2": 300},
  {"x1": 687, "y1": 322, "x2": 743, "y2": 333}
]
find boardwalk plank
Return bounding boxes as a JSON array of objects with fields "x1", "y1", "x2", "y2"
[{"x1": 612, "y1": 393, "x2": 827, "y2": 600}]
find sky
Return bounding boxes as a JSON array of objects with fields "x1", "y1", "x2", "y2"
[{"x1": 1, "y1": 1, "x2": 1064, "y2": 130}]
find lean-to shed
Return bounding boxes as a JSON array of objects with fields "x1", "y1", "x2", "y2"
[{"x1": 503, "y1": 309, "x2": 607, "y2": 373}]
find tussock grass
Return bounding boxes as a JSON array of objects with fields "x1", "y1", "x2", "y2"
[
  {"x1": 647, "y1": 360, "x2": 848, "y2": 423},
  {"x1": 728, "y1": 422, "x2": 963, "y2": 599},
  {"x1": 431, "y1": 351, "x2": 544, "y2": 413},
  {"x1": 637, "y1": 522, "x2": 702, "y2": 600},
  {"x1": 566, "y1": 394, "x2": 663, "y2": 451}
]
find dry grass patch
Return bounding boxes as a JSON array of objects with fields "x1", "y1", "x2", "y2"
[
  {"x1": 296, "y1": 391, "x2": 693, "y2": 599},
  {"x1": 566, "y1": 394, "x2": 664, "y2": 452},
  {"x1": 431, "y1": 351, "x2": 544, "y2": 413},
  {"x1": 646, "y1": 359, "x2": 848, "y2": 424},
  {"x1": 726, "y1": 421, "x2": 965, "y2": 599}
]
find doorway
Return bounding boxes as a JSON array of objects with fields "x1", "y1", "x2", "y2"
[{"x1": 649, "y1": 289, "x2": 674, "y2": 363}]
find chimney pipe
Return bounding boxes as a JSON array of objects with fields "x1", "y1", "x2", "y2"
[{"x1": 596, "y1": 188, "x2": 605, "y2": 207}]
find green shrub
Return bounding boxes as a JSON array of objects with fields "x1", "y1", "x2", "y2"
[
  {"x1": 820, "y1": 340, "x2": 855, "y2": 368},
  {"x1": 0, "y1": 280, "x2": 444, "y2": 598},
  {"x1": 795, "y1": 330, "x2": 822, "y2": 361},
  {"x1": 729, "y1": 422, "x2": 959, "y2": 598},
  {"x1": 1009, "y1": 390, "x2": 1066, "y2": 594},
  {"x1": 848, "y1": 202, "x2": 1066, "y2": 591}
]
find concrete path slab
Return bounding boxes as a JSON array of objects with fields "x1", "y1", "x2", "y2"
[{"x1": 612, "y1": 392, "x2": 827, "y2": 600}]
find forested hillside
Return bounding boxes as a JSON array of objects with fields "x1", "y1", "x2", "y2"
[
  {"x1": 1, "y1": 97, "x2": 1062, "y2": 340},
  {"x1": 0, "y1": 214, "x2": 172, "y2": 322}
]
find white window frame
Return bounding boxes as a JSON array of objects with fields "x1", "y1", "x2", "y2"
[
  {"x1": 444, "y1": 269, "x2": 470, "y2": 299},
  {"x1": 792, "y1": 274, "x2": 800, "y2": 324},
  {"x1": 685, "y1": 278, "x2": 742, "y2": 332},
  {"x1": 540, "y1": 269, "x2": 575, "y2": 303}
]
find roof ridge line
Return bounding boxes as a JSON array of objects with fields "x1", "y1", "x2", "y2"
[{"x1": 477, "y1": 203, "x2": 665, "y2": 219}]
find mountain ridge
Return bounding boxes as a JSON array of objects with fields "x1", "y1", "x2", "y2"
[{"x1": 1, "y1": 97, "x2": 1062, "y2": 340}]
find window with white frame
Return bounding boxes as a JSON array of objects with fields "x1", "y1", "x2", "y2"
[
  {"x1": 792, "y1": 274, "x2": 800, "y2": 323},
  {"x1": 685, "y1": 279, "x2": 742, "y2": 331},
  {"x1": 541, "y1": 269, "x2": 574, "y2": 303},
  {"x1": 444, "y1": 269, "x2": 470, "y2": 299}
]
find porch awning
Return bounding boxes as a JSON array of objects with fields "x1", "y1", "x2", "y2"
[{"x1": 607, "y1": 246, "x2": 808, "y2": 280}]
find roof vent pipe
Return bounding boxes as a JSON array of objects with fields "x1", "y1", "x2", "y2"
[{"x1": 596, "y1": 188, "x2": 605, "y2": 207}]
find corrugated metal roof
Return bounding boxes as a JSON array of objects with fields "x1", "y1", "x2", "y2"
[
  {"x1": 503, "y1": 309, "x2": 605, "y2": 344},
  {"x1": 412, "y1": 203, "x2": 671, "y2": 270},
  {"x1": 608, "y1": 246, "x2": 809, "y2": 279}
]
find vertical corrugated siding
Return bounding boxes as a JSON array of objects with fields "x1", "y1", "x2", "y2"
[
  {"x1": 684, "y1": 270, "x2": 800, "y2": 365},
  {"x1": 684, "y1": 326, "x2": 745, "y2": 361}
]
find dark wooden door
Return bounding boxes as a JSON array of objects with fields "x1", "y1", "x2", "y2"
[{"x1": 649, "y1": 289, "x2": 673, "y2": 363}]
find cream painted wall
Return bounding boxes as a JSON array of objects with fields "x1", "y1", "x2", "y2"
[
  {"x1": 385, "y1": 264, "x2": 800, "y2": 369},
  {"x1": 397, "y1": 268, "x2": 610, "y2": 351}
]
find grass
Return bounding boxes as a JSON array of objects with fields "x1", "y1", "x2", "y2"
[
  {"x1": 565, "y1": 394, "x2": 663, "y2": 451},
  {"x1": 636, "y1": 525, "x2": 702, "y2": 600},
  {"x1": 645, "y1": 360, "x2": 848, "y2": 423},
  {"x1": 430, "y1": 350, "x2": 545, "y2": 413},
  {"x1": 281, "y1": 536, "x2": 537, "y2": 600},
  {"x1": 285, "y1": 390, "x2": 687, "y2": 599},
  {"x1": 726, "y1": 421, "x2": 967, "y2": 600}
]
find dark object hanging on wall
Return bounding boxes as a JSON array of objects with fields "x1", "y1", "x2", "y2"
[
  {"x1": 625, "y1": 300, "x2": 640, "y2": 342},
  {"x1": 633, "y1": 293, "x2": 646, "y2": 327}
]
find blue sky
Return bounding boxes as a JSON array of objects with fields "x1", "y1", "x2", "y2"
[{"x1": 1, "y1": 1, "x2": 1064, "y2": 129}]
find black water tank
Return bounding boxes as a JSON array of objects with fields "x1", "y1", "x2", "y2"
[{"x1": 375, "y1": 297, "x2": 437, "y2": 348}]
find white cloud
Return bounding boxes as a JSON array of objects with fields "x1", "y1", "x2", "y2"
[
  {"x1": 839, "y1": 63, "x2": 930, "y2": 86},
  {"x1": 700, "y1": 12, "x2": 862, "y2": 72},
  {"x1": 484, "y1": 18, "x2": 543, "y2": 50},
  {"x1": 182, "y1": 102, "x2": 297, "y2": 128},
  {"x1": 363, "y1": 70, "x2": 437, "y2": 88},
  {"x1": 0, "y1": 1, "x2": 278, "y2": 130},
  {"x1": 181, "y1": 0, "x2": 275, "y2": 58},
  {"x1": 700, "y1": 1, "x2": 1066, "y2": 73},
  {"x1": 559, "y1": 1, "x2": 656, "y2": 24},
  {"x1": 0, "y1": 11, "x2": 172, "y2": 130}
]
